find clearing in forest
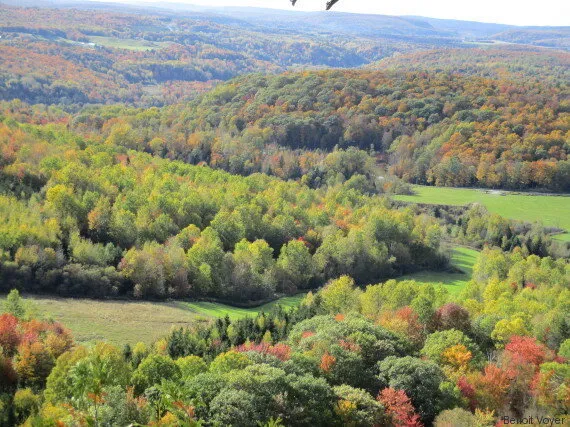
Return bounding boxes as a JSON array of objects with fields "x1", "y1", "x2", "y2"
[{"x1": 394, "y1": 185, "x2": 570, "y2": 241}]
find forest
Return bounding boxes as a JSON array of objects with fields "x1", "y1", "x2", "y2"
[
  {"x1": 0, "y1": 1, "x2": 569, "y2": 426},
  {"x1": 0, "y1": 107, "x2": 447, "y2": 301},
  {"x1": 1, "y1": 246, "x2": 568, "y2": 425},
  {"x1": 52, "y1": 64, "x2": 569, "y2": 191},
  {"x1": 1, "y1": 103, "x2": 562, "y2": 302}
]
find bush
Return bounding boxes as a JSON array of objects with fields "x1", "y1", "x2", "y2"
[
  {"x1": 132, "y1": 355, "x2": 180, "y2": 395},
  {"x1": 13, "y1": 388, "x2": 40, "y2": 422},
  {"x1": 434, "y1": 408, "x2": 477, "y2": 427}
]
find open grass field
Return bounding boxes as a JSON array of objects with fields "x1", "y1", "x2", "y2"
[
  {"x1": 394, "y1": 186, "x2": 570, "y2": 241},
  {"x1": 89, "y1": 36, "x2": 170, "y2": 51},
  {"x1": 399, "y1": 246, "x2": 479, "y2": 295},
  {"x1": 0, "y1": 294, "x2": 306, "y2": 346},
  {"x1": 178, "y1": 295, "x2": 305, "y2": 320}
]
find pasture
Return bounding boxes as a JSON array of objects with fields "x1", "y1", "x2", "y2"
[
  {"x1": 89, "y1": 36, "x2": 170, "y2": 51},
  {"x1": 0, "y1": 294, "x2": 305, "y2": 346},
  {"x1": 394, "y1": 185, "x2": 570, "y2": 241}
]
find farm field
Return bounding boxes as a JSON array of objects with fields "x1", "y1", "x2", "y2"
[
  {"x1": 394, "y1": 185, "x2": 570, "y2": 241},
  {"x1": 89, "y1": 36, "x2": 171, "y2": 51},
  {"x1": 0, "y1": 294, "x2": 305, "y2": 346},
  {"x1": 399, "y1": 246, "x2": 479, "y2": 294}
]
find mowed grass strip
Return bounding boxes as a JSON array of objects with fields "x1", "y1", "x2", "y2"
[
  {"x1": 399, "y1": 246, "x2": 479, "y2": 295},
  {"x1": 0, "y1": 294, "x2": 306, "y2": 346},
  {"x1": 394, "y1": 185, "x2": 570, "y2": 241}
]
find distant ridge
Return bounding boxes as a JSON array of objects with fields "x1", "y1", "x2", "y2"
[{"x1": 1, "y1": 0, "x2": 568, "y2": 49}]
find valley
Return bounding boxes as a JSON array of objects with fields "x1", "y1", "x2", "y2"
[
  {"x1": 0, "y1": 247, "x2": 474, "y2": 345},
  {"x1": 0, "y1": 1, "x2": 568, "y2": 426}
]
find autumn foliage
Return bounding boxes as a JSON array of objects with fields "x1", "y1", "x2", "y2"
[
  {"x1": 378, "y1": 388, "x2": 423, "y2": 427},
  {"x1": 235, "y1": 342, "x2": 292, "y2": 361},
  {"x1": 504, "y1": 336, "x2": 549, "y2": 366},
  {"x1": 0, "y1": 313, "x2": 73, "y2": 387},
  {"x1": 320, "y1": 353, "x2": 337, "y2": 373}
]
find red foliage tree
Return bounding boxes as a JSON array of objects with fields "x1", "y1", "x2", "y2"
[
  {"x1": 235, "y1": 342, "x2": 292, "y2": 361},
  {"x1": 504, "y1": 336, "x2": 548, "y2": 366},
  {"x1": 0, "y1": 313, "x2": 21, "y2": 356},
  {"x1": 457, "y1": 376, "x2": 477, "y2": 410},
  {"x1": 378, "y1": 387, "x2": 423, "y2": 427},
  {"x1": 474, "y1": 364, "x2": 513, "y2": 412}
]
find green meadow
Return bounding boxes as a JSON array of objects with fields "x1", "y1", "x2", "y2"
[
  {"x1": 0, "y1": 294, "x2": 306, "y2": 346},
  {"x1": 399, "y1": 246, "x2": 479, "y2": 295},
  {"x1": 394, "y1": 185, "x2": 570, "y2": 241},
  {"x1": 178, "y1": 294, "x2": 305, "y2": 320}
]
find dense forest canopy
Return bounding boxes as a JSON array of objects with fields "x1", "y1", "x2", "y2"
[
  {"x1": 370, "y1": 47, "x2": 570, "y2": 81},
  {"x1": 57, "y1": 66, "x2": 570, "y2": 191},
  {"x1": 0, "y1": 109, "x2": 452, "y2": 301}
]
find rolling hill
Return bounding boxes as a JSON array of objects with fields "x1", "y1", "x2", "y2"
[{"x1": 1, "y1": 1, "x2": 568, "y2": 106}]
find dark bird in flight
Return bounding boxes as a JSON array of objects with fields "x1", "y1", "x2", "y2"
[{"x1": 290, "y1": 0, "x2": 340, "y2": 10}]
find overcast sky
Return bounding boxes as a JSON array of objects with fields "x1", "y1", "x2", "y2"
[{"x1": 116, "y1": 0, "x2": 569, "y2": 26}]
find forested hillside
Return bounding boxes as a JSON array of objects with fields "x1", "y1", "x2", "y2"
[
  {"x1": 371, "y1": 46, "x2": 570, "y2": 81},
  {"x1": 0, "y1": 110, "x2": 450, "y2": 302},
  {"x1": 1, "y1": 3, "x2": 568, "y2": 106},
  {"x1": 0, "y1": 5, "x2": 436, "y2": 106},
  {"x1": 64, "y1": 65, "x2": 570, "y2": 191}
]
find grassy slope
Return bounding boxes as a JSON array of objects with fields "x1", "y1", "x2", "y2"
[
  {"x1": 394, "y1": 186, "x2": 570, "y2": 241},
  {"x1": 178, "y1": 295, "x2": 305, "y2": 320},
  {"x1": 0, "y1": 294, "x2": 305, "y2": 346},
  {"x1": 399, "y1": 246, "x2": 479, "y2": 295}
]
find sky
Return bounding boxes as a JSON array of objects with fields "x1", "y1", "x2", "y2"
[{"x1": 116, "y1": 0, "x2": 570, "y2": 26}]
